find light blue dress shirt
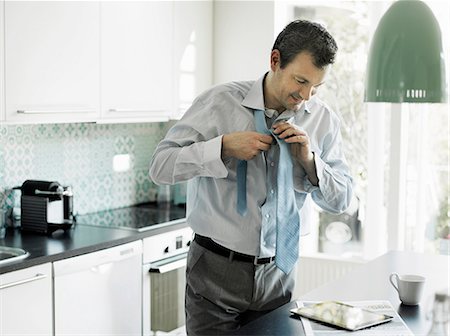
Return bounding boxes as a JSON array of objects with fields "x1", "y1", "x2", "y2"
[{"x1": 149, "y1": 74, "x2": 353, "y2": 258}]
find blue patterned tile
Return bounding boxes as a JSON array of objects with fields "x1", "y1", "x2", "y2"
[{"x1": 0, "y1": 122, "x2": 170, "y2": 214}]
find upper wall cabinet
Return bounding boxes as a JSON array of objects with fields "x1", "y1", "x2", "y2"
[
  {"x1": 213, "y1": 1, "x2": 276, "y2": 84},
  {"x1": 172, "y1": 1, "x2": 213, "y2": 119},
  {"x1": 100, "y1": 2, "x2": 173, "y2": 123},
  {"x1": 2, "y1": 1, "x2": 213, "y2": 125},
  {"x1": 4, "y1": 2, "x2": 100, "y2": 124}
]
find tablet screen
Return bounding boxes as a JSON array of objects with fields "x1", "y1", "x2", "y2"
[{"x1": 290, "y1": 301, "x2": 394, "y2": 331}]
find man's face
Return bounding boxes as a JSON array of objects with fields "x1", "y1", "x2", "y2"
[{"x1": 269, "y1": 50, "x2": 328, "y2": 112}]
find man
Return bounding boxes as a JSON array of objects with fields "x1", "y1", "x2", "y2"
[{"x1": 149, "y1": 20, "x2": 352, "y2": 335}]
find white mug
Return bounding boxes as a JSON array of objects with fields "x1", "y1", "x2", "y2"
[{"x1": 389, "y1": 273, "x2": 426, "y2": 305}]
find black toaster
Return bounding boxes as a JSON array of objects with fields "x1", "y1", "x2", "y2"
[{"x1": 20, "y1": 180, "x2": 74, "y2": 234}]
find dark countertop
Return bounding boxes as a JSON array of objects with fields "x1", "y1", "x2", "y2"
[
  {"x1": 232, "y1": 251, "x2": 450, "y2": 336},
  {"x1": 0, "y1": 203, "x2": 188, "y2": 274}
]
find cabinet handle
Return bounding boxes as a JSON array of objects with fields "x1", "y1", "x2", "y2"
[
  {"x1": 17, "y1": 110, "x2": 96, "y2": 114},
  {"x1": 148, "y1": 252, "x2": 188, "y2": 274},
  {"x1": 108, "y1": 108, "x2": 167, "y2": 113},
  {"x1": 0, "y1": 273, "x2": 47, "y2": 290},
  {"x1": 90, "y1": 262, "x2": 113, "y2": 274}
]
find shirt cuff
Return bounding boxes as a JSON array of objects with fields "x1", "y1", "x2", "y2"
[
  {"x1": 303, "y1": 152, "x2": 325, "y2": 193},
  {"x1": 203, "y1": 135, "x2": 228, "y2": 178}
]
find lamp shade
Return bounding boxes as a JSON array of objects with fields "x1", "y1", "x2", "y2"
[{"x1": 364, "y1": 0, "x2": 447, "y2": 103}]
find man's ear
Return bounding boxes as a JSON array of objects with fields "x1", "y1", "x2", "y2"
[{"x1": 270, "y1": 49, "x2": 281, "y2": 71}]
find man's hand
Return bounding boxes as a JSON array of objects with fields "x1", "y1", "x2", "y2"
[
  {"x1": 222, "y1": 132, "x2": 273, "y2": 161},
  {"x1": 272, "y1": 121, "x2": 319, "y2": 186},
  {"x1": 272, "y1": 122, "x2": 312, "y2": 162}
]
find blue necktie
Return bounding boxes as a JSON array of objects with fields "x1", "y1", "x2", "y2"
[
  {"x1": 236, "y1": 160, "x2": 247, "y2": 216},
  {"x1": 236, "y1": 110, "x2": 300, "y2": 274}
]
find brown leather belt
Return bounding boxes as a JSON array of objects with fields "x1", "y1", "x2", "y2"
[{"x1": 194, "y1": 234, "x2": 275, "y2": 265}]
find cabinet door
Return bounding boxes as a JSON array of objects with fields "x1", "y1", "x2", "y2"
[
  {"x1": 100, "y1": 2, "x2": 173, "y2": 122},
  {"x1": 213, "y1": 1, "x2": 275, "y2": 84},
  {"x1": 172, "y1": 1, "x2": 213, "y2": 119},
  {"x1": 0, "y1": 263, "x2": 52, "y2": 335},
  {"x1": 4, "y1": 1, "x2": 100, "y2": 124}
]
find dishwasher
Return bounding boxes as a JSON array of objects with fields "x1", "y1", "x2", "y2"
[{"x1": 53, "y1": 240, "x2": 142, "y2": 335}]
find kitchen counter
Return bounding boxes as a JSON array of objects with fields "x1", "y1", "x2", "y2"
[
  {"x1": 0, "y1": 203, "x2": 188, "y2": 274},
  {"x1": 232, "y1": 251, "x2": 450, "y2": 336}
]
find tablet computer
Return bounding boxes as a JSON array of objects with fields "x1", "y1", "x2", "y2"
[{"x1": 290, "y1": 301, "x2": 394, "y2": 331}]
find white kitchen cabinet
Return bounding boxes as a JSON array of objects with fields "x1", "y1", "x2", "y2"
[
  {"x1": 0, "y1": 263, "x2": 53, "y2": 336},
  {"x1": 53, "y1": 241, "x2": 142, "y2": 335},
  {"x1": 2, "y1": 1, "x2": 214, "y2": 125},
  {"x1": 4, "y1": 1, "x2": 100, "y2": 124},
  {"x1": 100, "y1": 1, "x2": 173, "y2": 123},
  {"x1": 213, "y1": 1, "x2": 277, "y2": 84},
  {"x1": 172, "y1": 0, "x2": 213, "y2": 119}
]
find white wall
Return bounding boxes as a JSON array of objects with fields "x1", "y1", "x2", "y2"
[
  {"x1": 0, "y1": 0, "x2": 4, "y2": 122},
  {"x1": 213, "y1": 1, "x2": 276, "y2": 84}
]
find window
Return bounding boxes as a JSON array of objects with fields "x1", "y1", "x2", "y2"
[{"x1": 279, "y1": 1, "x2": 449, "y2": 259}]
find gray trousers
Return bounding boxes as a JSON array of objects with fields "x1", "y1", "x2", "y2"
[{"x1": 185, "y1": 239, "x2": 296, "y2": 335}]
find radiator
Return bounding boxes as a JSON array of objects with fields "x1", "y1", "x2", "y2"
[{"x1": 294, "y1": 255, "x2": 365, "y2": 297}]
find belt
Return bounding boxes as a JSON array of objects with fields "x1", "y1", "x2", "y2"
[{"x1": 194, "y1": 234, "x2": 275, "y2": 265}]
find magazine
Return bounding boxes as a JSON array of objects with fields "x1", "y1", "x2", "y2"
[{"x1": 294, "y1": 300, "x2": 414, "y2": 336}]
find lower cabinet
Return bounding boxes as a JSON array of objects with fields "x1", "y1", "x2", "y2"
[
  {"x1": 0, "y1": 263, "x2": 53, "y2": 336},
  {"x1": 53, "y1": 241, "x2": 143, "y2": 336}
]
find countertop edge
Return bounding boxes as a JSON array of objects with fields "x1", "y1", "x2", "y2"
[{"x1": 0, "y1": 221, "x2": 189, "y2": 274}]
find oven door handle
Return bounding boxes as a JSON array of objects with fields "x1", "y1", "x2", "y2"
[{"x1": 148, "y1": 252, "x2": 188, "y2": 274}]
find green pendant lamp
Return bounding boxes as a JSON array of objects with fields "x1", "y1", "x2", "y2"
[{"x1": 365, "y1": 0, "x2": 447, "y2": 103}]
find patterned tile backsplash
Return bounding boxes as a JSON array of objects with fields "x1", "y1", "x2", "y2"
[{"x1": 0, "y1": 122, "x2": 174, "y2": 215}]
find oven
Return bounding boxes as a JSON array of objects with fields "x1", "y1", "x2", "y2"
[{"x1": 142, "y1": 225, "x2": 193, "y2": 335}]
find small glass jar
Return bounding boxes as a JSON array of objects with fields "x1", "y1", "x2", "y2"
[
  {"x1": 157, "y1": 185, "x2": 171, "y2": 208},
  {"x1": 0, "y1": 209, "x2": 7, "y2": 239},
  {"x1": 427, "y1": 290, "x2": 450, "y2": 335}
]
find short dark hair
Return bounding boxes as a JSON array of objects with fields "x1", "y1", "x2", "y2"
[{"x1": 272, "y1": 20, "x2": 338, "y2": 69}]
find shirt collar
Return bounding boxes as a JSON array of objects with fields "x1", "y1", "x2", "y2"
[
  {"x1": 241, "y1": 73, "x2": 266, "y2": 112},
  {"x1": 264, "y1": 108, "x2": 279, "y2": 119},
  {"x1": 241, "y1": 73, "x2": 311, "y2": 117}
]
